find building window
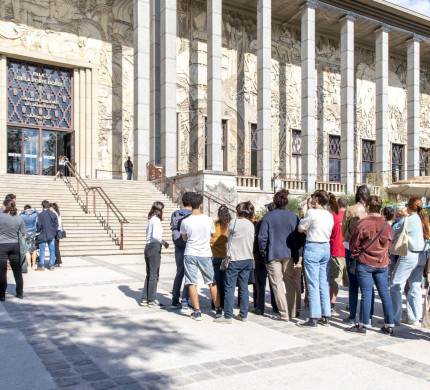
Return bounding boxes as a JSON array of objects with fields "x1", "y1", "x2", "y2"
[
  {"x1": 420, "y1": 148, "x2": 429, "y2": 176},
  {"x1": 361, "y1": 140, "x2": 374, "y2": 183},
  {"x1": 392, "y1": 144, "x2": 404, "y2": 182},
  {"x1": 204, "y1": 118, "x2": 227, "y2": 171},
  {"x1": 6, "y1": 59, "x2": 74, "y2": 176},
  {"x1": 250, "y1": 123, "x2": 257, "y2": 176},
  {"x1": 328, "y1": 135, "x2": 341, "y2": 182},
  {"x1": 291, "y1": 130, "x2": 302, "y2": 180}
]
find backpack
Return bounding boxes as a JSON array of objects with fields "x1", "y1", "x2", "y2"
[{"x1": 171, "y1": 210, "x2": 190, "y2": 248}]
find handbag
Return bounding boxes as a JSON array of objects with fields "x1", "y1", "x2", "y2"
[
  {"x1": 220, "y1": 219, "x2": 237, "y2": 271},
  {"x1": 389, "y1": 217, "x2": 408, "y2": 257},
  {"x1": 348, "y1": 220, "x2": 388, "y2": 275},
  {"x1": 56, "y1": 230, "x2": 67, "y2": 240},
  {"x1": 422, "y1": 284, "x2": 430, "y2": 329},
  {"x1": 19, "y1": 231, "x2": 29, "y2": 274}
]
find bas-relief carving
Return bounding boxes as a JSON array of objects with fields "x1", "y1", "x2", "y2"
[
  {"x1": 420, "y1": 67, "x2": 430, "y2": 148},
  {"x1": 0, "y1": 0, "x2": 134, "y2": 173},
  {"x1": 388, "y1": 58, "x2": 407, "y2": 144}
]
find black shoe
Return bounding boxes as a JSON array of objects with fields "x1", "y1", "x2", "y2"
[
  {"x1": 297, "y1": 318, "x2": 318, "y2": 328},
  {"x1": 0, "y1": 296, "x2": 5, "y2": 302},
  {"x1": 318, "y1": 317, "x2": 330, "y2": 327},
  {"x1": 215, "y1": 307, "x2": 223, "y2": 318},
  {"x1": 251, "y1": 308, "x2": 264, "y2": 316},
  {"x1": 147, "y1": 300, "x2": 165, "y2": 308},
  {"x1": 16, "y1": 294, "x2": 23, "y2": 299},
  {"x1": 345, "y1": 324, "x2": 366, "y2": 335},
  {"x1": 55, "y1": 264, "x2": 61, "y2": 267},
  {"x1": 139, "y1": 299, "x2": 147, "y2": 307},
  {"x1": 380, "y1": 325, "x2": 394, "y2": 336}
]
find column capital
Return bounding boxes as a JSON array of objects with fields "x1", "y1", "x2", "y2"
[
  {"x1": 374, "y1": 25, "x2": 390, "y2": 34},
  {"x1": 406, "y1": 34, "x2": 421, "y2": 44},
  {"x1": 339, "y1": 13, "x2": 355, "y2": 23},
  {"x1": 300, "y1": 1, "x2": 317, "y2": 11}
]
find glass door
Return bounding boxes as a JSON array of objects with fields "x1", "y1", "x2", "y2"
[
  {"x1": 7, "y1": 128, "x2": 22, "y2": 174},
  {"x1": 42, "y1": 130, "x2": 57, "y2": 176},
  {"x1": 23, "y1": 129, "x2": 39, "y2": 175}
]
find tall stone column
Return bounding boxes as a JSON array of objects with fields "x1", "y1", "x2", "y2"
[
  {"x1": 133, "y1": 0, "x2": 151, "y2": 180},
  {"x1": 407, "y1": 36, "x2": 420, "y2": 178},
  {"x1": 257, "y1": 0, "x2": 272, "y2": 191},
  {"x1": 160, "y1": 0, "x2": 177, "y2": 177},
  {"x1": 301, "y1": 1, "x2": 316, "y2": 192},
  {"x1": 340, "y1": 15, "x2": 355, "y2": 193},
  {"x1": 151, "y1": 0, "x2": 161, "y2": 164},
  {"x1": 207, "y1": 0, "x2": 223, "y2": 171},
  {"x1": 375, "y1": 27, "x2": 390, "y2": 184}
]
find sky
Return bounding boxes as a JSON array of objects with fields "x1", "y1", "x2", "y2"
[{"x1": 386, "y1": 0, "x2": 430, "y2": 17}]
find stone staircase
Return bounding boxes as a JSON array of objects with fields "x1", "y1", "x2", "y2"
[{"x1": 0, "y1": 175, "x2": 179, "y2": 257}]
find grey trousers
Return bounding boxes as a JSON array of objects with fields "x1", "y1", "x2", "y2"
[
  {"x1": 142, "y1": 242, "x2": 162, "y2": 301},
  {"x1": 266, "y1": 258, "x2": 297, "y2": 319}
]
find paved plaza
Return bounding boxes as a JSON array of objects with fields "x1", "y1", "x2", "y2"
[{"x1": 1, "y1": 254, "x2": 430, "y2": 390}]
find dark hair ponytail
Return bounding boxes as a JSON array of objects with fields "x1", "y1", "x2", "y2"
[
  {"x1": 328, "y1": 193, "x2": 338, "y2": 214},
  {"x1": 217, "y1": 205, "x2": 231, "y2": 231},
  {"x1": 3, "y1": 199, "x2": 18, "y2": 216}
]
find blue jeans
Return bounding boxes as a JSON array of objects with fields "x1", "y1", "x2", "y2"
[
  {"x1": 356, "y1": 261, "x2": 394, "y2": 327},
  {"x1": 346, "y1": 248, "x2": 375, "y2": 319},
  {"x1": 126, "y1": 171, "x2": 132, "y2": 180},
  {"x1": 171, "y1": 246, "x2": 189, "y2": 304},
  {"x1": 39, "y1": 238, "x2": 55, "y2": 268},
  {"x1": 303, "y1": 242, "x2": 331, "y2": 318},
  {"x1": 212, "y1": 258, "x2": 225, "y2": 308},
  {"x1": 224, "y1": 260, "x2": 252, "y2": 319},
  {"x1": 390, "y1": 250, "x2": 425, "y2": 323}
]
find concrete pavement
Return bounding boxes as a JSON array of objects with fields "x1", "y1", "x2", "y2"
[{"x1": 1, "y1": 254, "x2": 430, "y2": 389}]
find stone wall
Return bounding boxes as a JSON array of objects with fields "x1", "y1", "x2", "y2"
[{"x1": 0, "y1": 0, "x2": 134, "y2": 174}]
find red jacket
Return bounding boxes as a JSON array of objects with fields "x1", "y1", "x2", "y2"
[
  {"x1": 349, "y1": 215, "x2": 393, "y2": 268},
  {"x1": 330, "y1": 210, "x2": 345, "y2": 257}
]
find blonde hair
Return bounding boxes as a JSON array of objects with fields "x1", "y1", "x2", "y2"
[{"x1": 396, "y1": 206, "x2": 408, "y2": 218}]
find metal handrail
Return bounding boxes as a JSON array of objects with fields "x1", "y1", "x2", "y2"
[
  {"x1": 147, "y1": 163, "x2": 236, "y2": 214},
  {"x1": 64, "y1": 161, "x2": 129, "y2": 249}
]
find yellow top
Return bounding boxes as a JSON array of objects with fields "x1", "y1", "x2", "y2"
[{"x1": 210, "y1": 221, "x2": 228, "y2": 258}]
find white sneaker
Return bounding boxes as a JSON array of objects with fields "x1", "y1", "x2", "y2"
[
  {"x1": 401, "y1": 319, "x2": 420, "y2": 326},
  {"x1": 180, "y1": 306, "x2": 193, "y2": 314}
]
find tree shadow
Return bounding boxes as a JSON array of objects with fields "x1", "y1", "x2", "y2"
[{"x1": 2, "y1": 288, "x2": 206, "y2": 389}]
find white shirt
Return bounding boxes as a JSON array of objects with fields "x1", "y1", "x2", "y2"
[
  {"x1": 180, "y1": 214, "x2": 215, "y2": 257},
  {"x1": 299, "y1": 208, "x2": 334, "y2": 243},
  {"x1": 146, "y1": 216, "x2": 166, "y2": 245}
]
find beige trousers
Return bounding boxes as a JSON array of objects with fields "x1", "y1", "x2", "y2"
[{"x1": 266, "y1": 258, "x2": 296, "y2": 319}]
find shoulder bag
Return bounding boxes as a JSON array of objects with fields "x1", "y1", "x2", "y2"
[
  {"x1": 348, "y1": 220, "x2": 388, "y2": 275},
  {"x1": 389, "y1": 217, "x2": 408, "y2": 257},
  {"x1": 19, "y1": 231, "x2": 29, "y2": 274},
  {"x1": 220, "y1": 219, "x2": 237, "y2": 271}
]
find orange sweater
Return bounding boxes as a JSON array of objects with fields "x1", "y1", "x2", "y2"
[{"x1": 210, "y1": 221, "x2": 228, "y2": 258}]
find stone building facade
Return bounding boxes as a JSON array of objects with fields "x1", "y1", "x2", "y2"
[{"x1": 1, "y1": 0, "x2": 430, "y2": 205}]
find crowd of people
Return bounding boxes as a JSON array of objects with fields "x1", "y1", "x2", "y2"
[
  {"x1": 141, "y1": 186, "x2": 430, "y2": 335},
  {"x1": 0, "y1": 194, "x2": 64, "y2": 301}
]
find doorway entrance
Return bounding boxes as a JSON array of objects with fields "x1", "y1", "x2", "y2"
[{"x1": 7, "y1": 127, "x2": 73, "y2": 176}]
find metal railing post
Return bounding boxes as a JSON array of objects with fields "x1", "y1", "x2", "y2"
[
  {"x1": 173, "y1": 183, "x2": 176, "y2": 202},
  {"x1": 85, "y1": 191, "x2": 89, "y2": 213},
  {"x1": 120, "y1": 222, "x2": 124, "y2": 250},
  {"x1": 107, "y1": 204, "x2": 109, "y2": 231},
  {"x1": 77, "y1": 180, "x2": 79, "y2": 202},
  {"x1": 93, "y1": 189, "x2": 96, "y2": 214}
]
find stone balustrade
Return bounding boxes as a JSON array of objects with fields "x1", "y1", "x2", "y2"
[
  {"x1": 315, "y1": 182, "x2": 345, "y2": 194},
  {"x1": 273, "y1": 178, "x2": 307, "y2": 192},
  {"x1": 236, "y1": 176, "x2": 261, "y2": 189}
]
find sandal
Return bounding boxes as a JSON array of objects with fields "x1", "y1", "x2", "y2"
[{"x1": 270, "y1": 314, "x2": 289, "y2": 322}]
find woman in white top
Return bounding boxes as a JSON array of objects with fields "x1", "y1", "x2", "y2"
[
  {"x1": 140, "y1": 201, "x2": 169, "y2": 308},
  {"x1": 54, "y1": 156, "x2": 67, "y2": 180},
  {"x1": 297, "y1": 190, "x2": 335, "y2": 328}
]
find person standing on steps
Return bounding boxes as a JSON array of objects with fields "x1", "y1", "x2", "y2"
[
  {"x1": 170, "y1": 192, "x2": 193, "y2": 312},
  {"x1": 0, "y1": 199, "x2": 27, "y2": 301},
  {"x1": 54, "y1": 156, "x2": 67, "y2": 180},
  {"x1": 124, "y1": 156, "x2": 133, "y2": 180},
  {"x1": 180, "y1": 193, "x2": 221, "y2": 321},
  {"x1": 36, "y1": 200, "x2": 58, "y2": 271},
  {"x1": 19, "y1": 205, "x2": 39, "y2": 270},
  {"x1": 140, "y1": 201, "x2": 169, "y2": 308}
]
